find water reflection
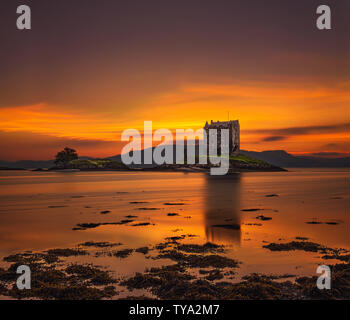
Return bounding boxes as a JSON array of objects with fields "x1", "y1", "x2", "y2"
[{"x1": 204, "y1": 174, "x2": 241, "y2": 245}]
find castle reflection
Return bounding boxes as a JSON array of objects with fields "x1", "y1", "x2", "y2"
[{"x1": 204, "y1": 174, "x2": 241, "y2": 245}]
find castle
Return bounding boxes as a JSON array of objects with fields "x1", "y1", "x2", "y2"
[{"x1": 204, "y1": 120, "x2": 240, "y2": 156}]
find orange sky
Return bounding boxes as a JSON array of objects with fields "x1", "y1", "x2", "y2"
[
  {"x1": 1, "y1": 1, "x2": 349, "y2": 160},
  {"x1": 1, "y1": 79, "x2": 349, "y2": 160}
]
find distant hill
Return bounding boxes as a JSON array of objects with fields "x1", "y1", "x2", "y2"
[
  {"x1": 1, "y1": 149, "x2": 349, "y2": 169},
  {"x1": 108, "y1": 145, "x2": 198, "y2": 168},
  {"x1": 0, "y1": 156, "x2": 93, "y2": 169},
  {"x1": 240, "y1": 150, "x2": 350, "y2": 168},
  {"x1": 0, "y1": 160, "x2": 55, "y2": 169},
  {"x1": 109, "y1": 148, "x2": 350, "y2": 168}
]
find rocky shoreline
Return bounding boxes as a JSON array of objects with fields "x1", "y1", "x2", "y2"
[
  {"x1": 1, "y1": 237, "x2": 349, "y2": 300},
  {"x1": 0, "y1": 153, "x2": 286, "y2": 173},
  {"x1": 133, "y1": 161, "x2": 286, "y2": 173},
  {"x1": 18, "y1": 161, "x2": 286, "y2": 173}
]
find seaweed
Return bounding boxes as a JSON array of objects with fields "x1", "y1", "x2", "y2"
[
  {"x1": 322, "y1": 254, "x2": 350, "y2": 262},
  {"x1": 0, "y1": 282, "x2": 8, "y2": 296},
  {"x1": 228, "y1": 274, "x2": 298, "y2": 300},
  {"x1": 8, "y1": 283, "x2": 117, "y2": 300},
  {"x1": 65, "y1": 264, "x2": 116, "y2": 285},
  {"x1": 113, "y1": 249, "x2": 134, "y2": 258},
  {"x1": 175, "y1": 243, "x2": 225, "y2": 254},
  {"x1": 263, "y1": 241, "x2": 327, "y2": 253},
  {"x1": 73, "y1": 220, "x2": 134, "y2": 230},
  {"x1": 203, "y1": 269, "x2": 224, "y2": 281},
  {"x1": 120, "y1": 264, "x2": 194, "y2": 293},
  {"x1": 120, "y1": 270, "x2": 298, "y2": 300},
  {"x1": 73, "y1": 223, "x2": 102, "y2": 230},
  {"x1": 46, "y1": 248, "x2": 88, "y2": 257},
  {"x1": 129, "y1": 202, "x2": 149, "y2": 204},
  {"x1": 48, "y1": 205, "x2": 68, "y2": 208},
  {"x1": 296, "y1": 264, "x2": 350, "y2": 299},
  {"x1": 305, "y1": 221, "x2": 323, "y2": 225},
  {"x1": 1, "y1": 251, "x2": 117, "y2": 300},
  {"x1": 163, "y1": 236, "x2": 183, "y2": 243},
  {"x1": 4, "y1": 248, "x2": 87, "y2": 265},
  {"x1": 135, "y1": 247, "x2": 149, "y2": 255},
  {"x1": 79, "y1": 241, "x2": 122, "y2": 248},
  {"x1": 242, "y1": 273, "x2": 295, "y2": 281},
  {"x1": 155, "y1": 250, "x2": 239, "y2": 268},
  {"x1": 118, "y1": 219, "x2": 135, "y2": 225}
]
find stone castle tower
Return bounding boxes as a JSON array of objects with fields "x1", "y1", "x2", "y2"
[{"x1": 204, "y1": 120, "x2": 240, "y2": 156}]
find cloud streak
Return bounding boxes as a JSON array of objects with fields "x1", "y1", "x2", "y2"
[
  {"x1": 261, "y1": 136, "x2": 287, "y2": 142},
  {"x1": 247, "y1": 123, "x2": 350, "y2": 137}
]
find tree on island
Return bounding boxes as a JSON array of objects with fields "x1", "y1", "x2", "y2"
[{"x1": 54, "y1": 147, "x2": 78, "y2": 168}]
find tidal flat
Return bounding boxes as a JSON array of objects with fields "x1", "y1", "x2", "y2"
[{"x1": 0, "y1": 169, "x2": 349, "y2": 299}]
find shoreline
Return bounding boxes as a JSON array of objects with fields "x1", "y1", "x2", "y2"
[
  {"x1": 0, "y1": 237, "x2": 349, "y2": 300},
  {"x1": 0, "y1": 165, "x2": 287, "y2": 173},
  {"x1": 0, "y1": 169, "x2": 348, "y2": 300}
]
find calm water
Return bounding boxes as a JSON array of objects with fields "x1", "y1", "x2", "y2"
[{"x1": 0, "y1": 169, "x2": 349, "y2": 286}]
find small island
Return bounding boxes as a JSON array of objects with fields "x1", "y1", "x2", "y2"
[
  {"x1": 47, "y1": 120, "x2": 286, "y2": 173},
  {"x1": 48, "y1": 147, "x2": 285, "y2": 173}
]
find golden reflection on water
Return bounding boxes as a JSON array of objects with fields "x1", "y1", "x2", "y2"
[
  {"x1": 204, "y1": 174, "x2": 241, "y2": 245},
  {"x1": 0, "y1": 170, "x2": 350, "y2": 277}
]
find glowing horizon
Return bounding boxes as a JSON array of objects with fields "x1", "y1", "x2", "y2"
[{"x1": 1, "y1": 1, "x2": 349, "y2": 160}]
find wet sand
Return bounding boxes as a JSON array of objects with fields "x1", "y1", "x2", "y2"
[{"x1": 0, "y1": 169, "x2": 349, "y2": 299}]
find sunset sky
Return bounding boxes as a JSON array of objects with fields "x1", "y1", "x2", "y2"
[{"x1": 1, "y1": 0, "x2": 349, "y2": 160}]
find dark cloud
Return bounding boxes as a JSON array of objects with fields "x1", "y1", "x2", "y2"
[
  {"x1": 246, "y1": 123, "x2": 350, "y2": 137},
  {"x1": 320, "y1": 142, "x2": 350, "y2": 152},
  {"x1": 0, "y1": 0, "x2": 349, "y2": 108},
  {"x1": 262, "y1": 136, "x2": 286, "y2": 142}
]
